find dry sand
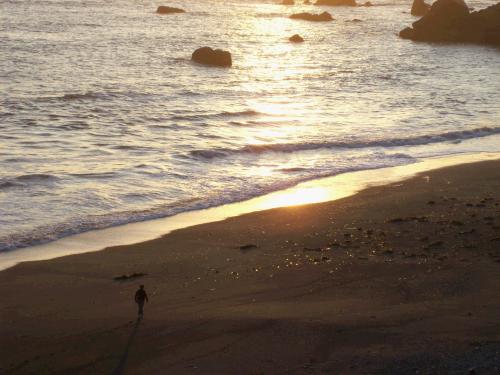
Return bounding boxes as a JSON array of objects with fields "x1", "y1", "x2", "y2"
[{"x1": 1, "y1": 159, "x2": 500, "y2": 374}]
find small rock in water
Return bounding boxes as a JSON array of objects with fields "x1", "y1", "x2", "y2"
[
  {"x1": 192, "y1": 47, "x2": 232, "y2": 67},
  {"x1": 156, "y1": 5, "x2": 185, "y2": 14},
  {"x1": 289, "y1": 34, "x2": 305, "y2": 42},
  {"x1": 290, "y1": 11, "x2": 333, "y2": 21}
]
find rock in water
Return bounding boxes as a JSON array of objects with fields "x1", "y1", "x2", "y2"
[
  {"x1": 304, "y1": 0, "x2": 311, "y2": 3},
  {"x1": 467, "y1": 3, "x2": 500, "y2": 44},
  {"x1": 362, "y1": 1, "x2": 373, "y2": 6},
  {"x1": 282, "y1": 0, "x2": 295, "y2": 4},
  {"x1": 290, "y1": 11, "x2": 333, "y2": 21},
  {"x1": 399, "y1": 27, "x2": 414, "y2": 39},
  {"x1": 289, "y1": 34, "x2": 305, "y2": 42},
  {"x1": 411, "y1": 0, "x2": 430, "y2": 16},
  {"x1": 156, "y1": 5, "x2": 185, "y2": 14},
  {"x1": 315, "y1": 0, "x2": 356, "y2": 5},
  {"x1": 191, "y1": 47, "x2": 232, "y2": 67},
  {"x1": 400, "y1": 0, "x2": 500, "y2": 45}
]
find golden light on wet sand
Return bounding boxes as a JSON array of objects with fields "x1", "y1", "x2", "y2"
[{"x1": 258, "y1": 186, "x2": 330, "y2": 209}]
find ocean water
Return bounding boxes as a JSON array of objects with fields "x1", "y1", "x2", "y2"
[{"x1": 1, "y1": 0, "x2": 499, "y2": 252}]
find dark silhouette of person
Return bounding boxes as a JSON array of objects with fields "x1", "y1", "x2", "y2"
[{"x1": 134, "y1": 285, "x2": 148, "y2": 317}]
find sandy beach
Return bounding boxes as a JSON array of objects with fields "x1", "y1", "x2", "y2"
[{"x1": 1, "y1": 159, "x2": 500, "y2": 375}]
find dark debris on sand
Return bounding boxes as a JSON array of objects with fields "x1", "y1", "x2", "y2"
[{"x1": 113, "y1": 272, "x2": 147, "y2": 281}]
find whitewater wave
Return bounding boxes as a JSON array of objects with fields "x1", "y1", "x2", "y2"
[
  {"x1": 190, "y1": 126, "x2": 500, "y2": 159},
  {"x1": 0, "y1": 152, "x2": 415, "y2": 252}
]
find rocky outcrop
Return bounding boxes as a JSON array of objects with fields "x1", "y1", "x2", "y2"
[
  {"x1": 156, "y1": 5, "x2": 185, "y2": 14},
  {"x1": 411, "y1": 0, "x2": 430, "y2": 16},
  {"x1": 400, "y1": 0, "x2": 500, "y2": 45},
  {"x1": 304, "y1": 0, "x2": 311, "y2": 3},
  {"x1": 361, "y1": 1, "x2": 373, "y2": 6},
  {"x1": 282, "y1": 0, "x2": 295, "y2": 4},
  {"x1": 191, "y1": 47, "x2": 232, "y2": 67},
  {"x1": 289, "y1": 34, "x2": 305, "y2": 42},
  {"x1": 290, "y1": 11, "x2": 333, "y2": 21},
  {"x1": 315, "y1": 0, "x2": 356, "y2": 5}
]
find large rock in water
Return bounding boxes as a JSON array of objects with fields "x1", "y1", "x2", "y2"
[
  {"x1": 315, "y1": 0, "x2": 356, "y2": 6},
  {"x1": 399, "y1": 0, "x2": 500, "y2": 45},
  {"x1": 411, "y1": 0, "x2": 430, "y2": 16},
  {"x1": 191, "y1": 47, "x2": 232, "y2": 67},
  {"x1": 290, "y1": 11, "x2": 333, "y2": 21},
  {"x1": 156, "y1": 5, "x2": 185, "y2": 14}
]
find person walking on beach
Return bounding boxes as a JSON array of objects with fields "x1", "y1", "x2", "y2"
[{"x1": 134, "y1": 285, "x2": 148, "y2": 318}]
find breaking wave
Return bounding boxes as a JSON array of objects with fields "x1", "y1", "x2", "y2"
[
  {"x1": 0, "y1": 152, "x2": 416, "y2": 252},
  {"x1": 190, "y1": 127, "x2": 500, "y2": 159}
]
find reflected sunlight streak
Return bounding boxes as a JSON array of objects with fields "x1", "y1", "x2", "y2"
[{"x1": 258, "y1": 187, "x2": 331, "y2": 209}]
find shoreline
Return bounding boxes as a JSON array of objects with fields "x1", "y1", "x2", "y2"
[
  {"x1": 1, "y1": 151, "x2": 500, "y2": 271},
  {"x1": 2, "y1": 156, "x2": 500, "y2": 374}
]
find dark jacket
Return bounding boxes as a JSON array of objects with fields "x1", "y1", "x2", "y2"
[{"x1": 135, "y1": 289, "x2": 148, "y2": 303}]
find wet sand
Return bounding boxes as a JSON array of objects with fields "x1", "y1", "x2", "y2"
[{"x1": 1, "y1": 159, "x2": 500, "y2": 374}]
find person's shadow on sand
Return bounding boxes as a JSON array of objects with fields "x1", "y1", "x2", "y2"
[{"x1": 112, "y1": 317, "x2": 142, "y2": 375}]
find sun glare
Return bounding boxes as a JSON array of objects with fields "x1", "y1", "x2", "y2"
[{"x1": 258, "y1": 186, "x2": 330, "y2": 209}]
